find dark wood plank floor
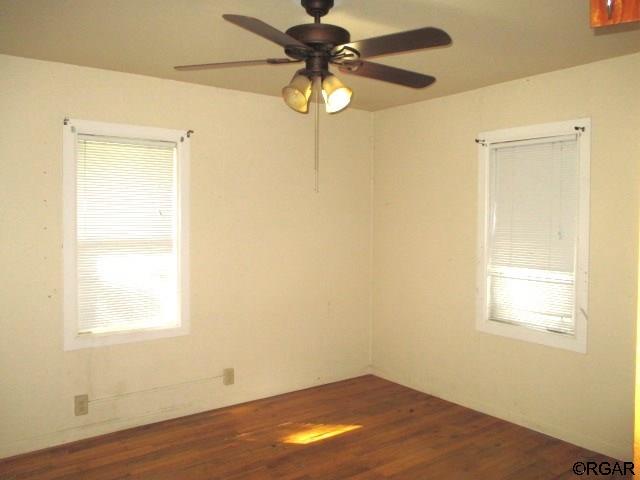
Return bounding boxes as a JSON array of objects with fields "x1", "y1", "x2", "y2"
[{"x1": 0, "y1": 375, "x2": 624, "y2": 479}]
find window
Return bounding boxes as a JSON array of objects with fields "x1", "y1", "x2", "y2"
[
  {"x1": 476, "y1": 119, "x2": 589, "y2": 352},
  {"x1": 63, "y1": 119, "x2": 190, "y2": 350}
]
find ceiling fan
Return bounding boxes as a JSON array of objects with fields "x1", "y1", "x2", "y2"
[{"x1": 174, "y1": 0, "x2": 452, "y2": 114}]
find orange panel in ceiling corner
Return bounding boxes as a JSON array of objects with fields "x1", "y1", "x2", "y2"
[{"x1": 591, "y1": 0, "x2": 640, "y2": 27}]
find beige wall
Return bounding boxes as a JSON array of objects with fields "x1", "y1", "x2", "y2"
[
  {"x1": 0, "y1": 54, "x2": 373, "y2": 457},
  {"x1": 2, "y1": 51, "x2": 639, "y2": 461},
  {"x1": 372, "y1": 52, "x2": 640, "y2": 460}
]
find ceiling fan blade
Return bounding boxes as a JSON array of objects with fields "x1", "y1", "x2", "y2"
[
  {"x1": 338, "y1": 61, "x2": 435, "y2": 89},
  {"x1": 223, "y1": 14, "x2": 309, "y2": 49},
  {"x1": 174, "y1": 58, "x2": 300, "y2": 71},
  {"x1": 338, "y1": 27, "x2": 451, "y2": 59}
]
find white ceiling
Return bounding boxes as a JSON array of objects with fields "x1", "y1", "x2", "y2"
[{"x1": 1, "y1": 0, "x2": 639, "y2": 111}]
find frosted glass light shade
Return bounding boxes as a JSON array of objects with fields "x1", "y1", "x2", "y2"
[
  {"x1": 282, "y1": 71, "x2": 313, "y2": 113},
  {"x1": 321, "y1": 74, "x2": 352, "y2": 114}
]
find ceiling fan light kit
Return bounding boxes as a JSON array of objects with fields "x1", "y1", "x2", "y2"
[{"x1": 174, "y1": 0, "x2": 452, "y2": 114}]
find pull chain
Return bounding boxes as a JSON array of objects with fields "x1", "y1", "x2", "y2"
[{"x1": 314, "y1": 76, "x2": 321, "y2": 193}]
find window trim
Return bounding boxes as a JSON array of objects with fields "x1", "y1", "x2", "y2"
[
  {"x1": 475, "y1": 118, "x2": 590, "y2": 353},
  {"x1": 63, "y1": 119, "x2": 190, "y2": 350}
]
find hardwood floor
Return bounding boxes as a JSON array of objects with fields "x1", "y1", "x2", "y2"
[{"x1": 0, "y1": 375, "x2": 624, "y2": 479}]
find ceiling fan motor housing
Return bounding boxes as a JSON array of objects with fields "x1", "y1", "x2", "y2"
[{"x1": 286, "y1": 23, "x2": 350, "y2": 49}]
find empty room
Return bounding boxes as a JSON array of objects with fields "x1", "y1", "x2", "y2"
[{"x1": 1, "y1": 0, "x2": 640, "y2": 478}]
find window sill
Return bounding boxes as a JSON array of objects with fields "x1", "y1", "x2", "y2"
[
  {"x1": 476, "y1": 318, "x2": 586, "y2": 353},
  {"x1": 63, "y1": 323, "x2": 190, "y2": 351}
]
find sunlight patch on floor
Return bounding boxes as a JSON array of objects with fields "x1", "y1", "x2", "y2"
[{"x1": 282, "y1": 423, "x2": 362, "y2": 445}]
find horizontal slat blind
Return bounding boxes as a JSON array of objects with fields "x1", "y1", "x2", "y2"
[
  {"x1": 76, "y1": 134, "x2": 179, "y2": 334},
  {"x1": 488, "y1": 136, "x2": 578, "y2": 335}
]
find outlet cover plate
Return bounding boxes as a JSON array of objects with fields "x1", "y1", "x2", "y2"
[
  {"x1": 223, "y1": 368, "x2": 234, "y2": 386},
  {"x1": 74, "y1": 394, "x2": 89, "y2": 416}
]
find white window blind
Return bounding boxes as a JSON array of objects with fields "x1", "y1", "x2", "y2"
[
  {"x1": 487, "y1": 135, "x2": 578, "y2": 335},
  {"x1": 76, "y1": 134, "x2": 179, "y2": 334}
]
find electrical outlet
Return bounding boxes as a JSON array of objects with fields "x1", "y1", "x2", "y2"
[
  {"x1": 74, "y1": 394, "x2": 89, "y2": 416},
  {"x1": 223, "y1": 368, "x2": 235, "y2": 386}
]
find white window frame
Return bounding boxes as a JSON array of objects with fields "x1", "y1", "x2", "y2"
[
  {"x1": 63, "y1": 119, "x2": 190, "y2": 350},
  {"x1": 476, "y1": 118, "x2": 590, "y2": 353}
]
